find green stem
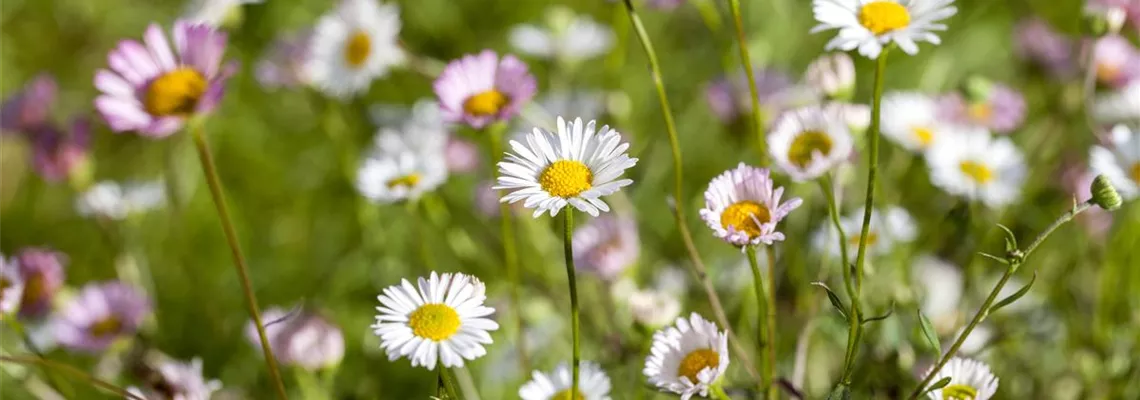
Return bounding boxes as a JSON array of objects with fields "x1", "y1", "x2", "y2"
[
  {"x1": 763, "y1": 246, "x2": 779, "y2": 400},
  {"x1": 487, "y1": 123, "x2": 529, "y2": 373},
  {"x1": 440, "y1": 367, "x2": 461, "y2": 400},
  {"x1": 562, "y1": 210, "x2": 581, "y2": 400},
  {"x1": 727, "y1": 0, "x2": 768, "y2": 164},
  {"x1": 745, "y1": 246, "x2": 772, "y2": 394},
  {"x1": 820, "y1": 175, "x2": 861, "y2": 377},
  {"x1": 408, "y1": 198, "x2": 437, "y2": 271},
  {"x1": 0, "y1": 355, "x2": 145, "y2": 400},
  {"x1": 907, "y1": 201, "x2": 1094, "y2": 399},
  {"x1": 621, "y1": 0, "x2": 761, "y2": 382},
  {"x1": 190, "y1": 122, "x2": 289, "y2": 400},
  {"x1": 711, "y1": 384, "x2": 734, "y2": 400}
]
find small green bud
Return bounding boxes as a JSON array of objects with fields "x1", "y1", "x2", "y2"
[
  {"x1": 962, "y1": 75, "x2": 993, "y2": 103},
  {"x1": 1090, "y1": 175, "x2": 1122, "y2": 211},
  {"x1": 1082, "y1": 13, "x2": 1110, "y2": 37}
]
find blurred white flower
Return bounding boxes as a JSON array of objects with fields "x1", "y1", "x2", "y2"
[
  {"x1": 519, "y1": 361, "x2": 612, "y2": 400},
  {"x1": 829, "y1": 102, "x2": 871, "y2": 134},
  {"x1": 812, "y1": 0, "x2": 958, "y2": 59},
  {"x1": 535, "y1": 91, "x2": 607, "y2": 123},
  {"x1": 182, "y1": 0, "x2": 263, "y2": 27},
  {"x1": 0, "y1": 256, "x2": 23, "y2": 315},
  {"x1": 805, "y1": 53, "x2": 856, "y2": 100},
  {"x1": 644, "y1": 313, "x2": 730, "y2": 400},
  {"x1": 881, "y1": 92, "x2": 946, "y2": 153},
  {"x1": 76, "y1": 180, "x2": 166, "y2": 220},
  {"x1": 768, "y1": 105, "x2": 854, "y2": 181},
  {"x1": 1093, "y1": 81, "x2": 1140, "y2": 123},
  {"x1": 955, "y1": 324, "x2": 994, "y2": 355},
  {"x1": 509, "y1": 7, "x2": 614, "y2": 63},
  {"x1": 812, "y1": 206, "x2": 917, "y2": 263},
  {"x1": 572, "y1": 214, "x2": 640, "y2": 281},
  {"x1": 306, "y1": 0, "x2": 404, "y2": 98},
  {"x1": 913, "y1": 256, "x2": 962, "y2": 331},
  {"x1": 129, "y1": 357, "x2": 222, "y2": 400},
  {"x1": 1090, "y1": 124, "x2": 1140, "y2": 200},
  {"x1": 924, "y1": 357, "x2": 999, "y2": 400},
  {"x1": 627, "y1": 287, "x2": 682, "y2": 329},
  {"x1": 926, "y1": 127, "x2": 1026, "y2": 207},
  {"x1": 355, "y1": 149, "x2": 447, "y2": 204}
]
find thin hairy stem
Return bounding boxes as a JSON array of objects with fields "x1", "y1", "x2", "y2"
[
  {"x1": 191, "y1": 122, "x2": 288, "y2": 400},
  {"x1": 747, "y1": 246, "x2": 774, "y2": 398},
  {"x1": 764, "y1": 245, "x2": 779, "y2": 400},
  {"x1": 711, "y1": 384, "x2": 734, "y2": 400},
  {"x1": 440, "y1": 368, "x2": 461, "y2": 400},
  {"x1": 487, "y1": 124, "x2": 529, "y2": 372},
  {"x1": 0, "y1": 355, "x2": 146, "y2": 400},
  {"x1": 728, "y1": 0, "x2": 768, "y2": 164},
  {"x1": 563, "y1": 211, "x2": 581, "y2": 399},
  {"x1": 820, "y1": 175, "x2": 861, "y2": 377}
]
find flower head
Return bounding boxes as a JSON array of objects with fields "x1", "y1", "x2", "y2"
[
  {"x1": 495, "y1": 117, "x2": 637, "y2": 217},
  {"x1": 76, "y1": 180, "x2": 167, "y2": 220},
  {"x1": 768, "y1": 105, "x2": 854, "y2": 180},
  {"x1": 812, "y1": 206, "x2": 917, "y2": 262},
  {"x1": 1, "y1": 256, "x2": 24, "y2": 315},
  {"x1": 434, "y1": 50, "x2": 537, "y2": 128},
  {"x1": 700, "y1": 163, "x2": 803, "y2": 248},
  {"x1": 924, "y1": 357, "x2": 999, "y2": 400},
  {"x1": 256, "y1": 30, "x2": 312, "y2": 90},
  {"x1": 28, "y1": 118, "x2": 91, "y2": 183},
  {"x1": 95, "y1": 21, "x2": 232, "y2": 137},
  {"x1": 1090, "y1": 124, "x2": 1140, "y2": 200},
  {"x1": 246, "y1": 307, "x2": 345, "y2": 371},
  {"x1": 627, "y1": 287, "x2": 682, "y2": 329},
  {"x1": 881, "y1": 92, "x2": 947, "y2": 152},
  {"x1": 306, "y1": 0, "x2": 404, "y2": 98},
  {"x1": 927, "y1": 126, "x2": 1026, "y2": 207},
  {"x1": 372, "y1": 272, "x2": 499, "y2": 370},
  {"x1": 1, "y1": 73, "x2": 57, "y2": 134},
  {"x1": 812, "y1": 0, "x2": 958, "y2": 59},
  {"x1": 1093, "y1": 35, "x2": 1140, "y2": 88},
  {"x1": 54, "y1": 281, "x2": 150, "y2": 352},
  {"x1": 15, "y1": 248, "x2": 66, "y2": 319},
  {"x1": 129, "y1": 357, "x2": 222, "y2": 400},
  {"x1": 644, "y1": 313, "x2": 730, "y2": 400},
  {"x1": 938, "y1": 83, "x2": 1027, "y2": 134},
  {"x1": 519, "y1": 361, "x2": 613, "y2": 400},
  {"x1": 510, "y1": 7, "x2": 614, "y2": 63},
  {"x1": 805, "y1": 53, "x2": 856, "y2": 100},
  {"x1": 572, "y1": 215, "x2": 640, "y2": 280},
  {"x1": 356, "y1": 102, "x2": 449, "y2": 204}
]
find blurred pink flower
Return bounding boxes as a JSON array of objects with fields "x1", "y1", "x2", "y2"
[
  {"x1": 445, "y1": 137, "x2": 481, "y2": 173},
  {"x1": 255, "y1": 30, "x2": 311, "y2": 90},
  {"x1": 53, "y1": 281, "x2": 150, "y2": 352},
  {"x1": 16, "y1": 248, "x2": 67, "y2": 319},
  {"x1": 1014, "y1": 19, "x2": 1077, "y2": 79},
  {"x1": 246, "y1": 307, "x2": 345, "y2": 371},
  {"x1": 572, "y1": 215, "x2": 640, "y2": 281},
  {"x1": 434, "y1": 50, "x2": 537, "y2": 129},
  {"x1": 938, "y1": 83, "x2": 1027, "y2": 134},
  {"x1": 705, "y1": 68, "x2": 815, "y2": 126},
  {"x1": 1093, "y1": 35, "x2": 1140, "y2": 88},
  {"x1": 1, "y1": 74, "x2": 57, "y2": 134},
  {"x1": 1090, "y1": 0, "x2": 1140, "y2": 33},
  {"x1": 28, "y1": 118, "x2": 90, "y2": 183}
]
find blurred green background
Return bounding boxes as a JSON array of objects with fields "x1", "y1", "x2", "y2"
[{"x1": 2, "y1": 0, "x2": 1139, "y2": 398}]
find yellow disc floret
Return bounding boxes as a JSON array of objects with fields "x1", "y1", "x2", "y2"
[
  {"x1": 941, "y1": 384, "x2": 979, "y2": 400},
  {"x1": 344, "y1": 30, "x2": 372, "y2": 68},
  {"x1": 788, "y1": 130, "x2": 834, "y2": 168},
  {"x1": 463, "y1": 90, "x2": 509, "y2": 117},
  {"x1": 677, "y1": 349, "x2": 720, "y2": 384},
  {"x1": 89, "y1": 316, "x2": 123, "y2": 338},
  {"x1": 1130, "y1": 162, "x2": 1140, "y2": 184},
  {"x1": 408, "y1": 303, "x2": 461, "y2": 341},
  {"x1": 144, "y1": 68, "x2": 206, "y2": 117},
  {"x1": 721, "y1": 201, "x2": 772, "y2": 238},
  {"x1": 912, "y1": 126, "x2": 935, "y2": 147},
  {"x1": 958, "y1": 160, "x2": 994, "y2": 184},
  {"x1": 859, "y1": 1, "x2": 911, "y2": 35},
  {"x1": 552, "y1": 390, "x2": 585, "y2": 400},
  {"x1": 387, "y1": 173, "x2": 422, "y2": 189},
  {"x1": 540, "y1": 160, "x2": 593, "y2": 198}
]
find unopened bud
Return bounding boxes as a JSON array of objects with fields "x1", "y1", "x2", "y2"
[
  {"x1": 1090, "y1": 174, "x2": 1122, "y2": 211},
  {"x1": 805, "y1": 53, "x2": 856, "y2": 101},
  {"x1": 961, "y1": 75, "x2": 993, "y2": 103}
]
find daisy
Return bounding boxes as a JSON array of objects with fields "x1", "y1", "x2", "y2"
[
  {"x1": 509, "y1": 7, "x2": 614, "y2": 63},
  {"x1": 76, "y1": 180, "x2": 166, "y2": 220},
  {"x1": 1093, "y1": 35, "x2": 1140, "y2": 89},
  {"x1": 938, "y1": 82, "x2": 1027, "y2": 134},
  {"x1": 881, "y1": 92, "x2": 946, "y2": 152},
  {"x1": 1093, "y1": 82, "x2": 1140, "y2": 123},
  {"x1": 434, "y1": 50, "x2": 537, "y2": 129},
  {"x1": 644, "y1": 313, "x2": 730, "y2": 400},
  {"x1": 768, "y1": 105, "x2": 854, "y2": 181},
  {"x1": 812, "y1": 206, "x2": 917, "y2": 262},
  {"x1": 53, "y1": 281, "x2": 150, "y2": 352},
  {"x1": 495, "y1": 117, "x2": 637, "y2": 217},
  {"x1": 15, "y1": 248, "x2": 66, "y2": 319},
  {"x1": 519, "y1": 361, "x2": 613, "y2": 400},
  {"x1": 700, "y1": 163, "x2": 803, "y2": 248},
  {"x1": 1, "y1": 73, "x2": 56, "y2": 133},
  {"x1": 627, "y1": 287, "x2": 682, "y2": 329},
  {"x1": 572, "y1": 214, "x2": 640, "y2": 281},
  {"x1": 0, "y1": 256, "x2": 24, "y2": 315},
  {"x1": 1013, "y1": 19, "x2": 1076, "y2": 79},
  {"x1": 246, "y1": 307, "x2": 345, "y2": 371},
  {"x1": 129, "y1": 357, "x2": 222, "y2": 400},
  {"x1": 94, "y1": 21, "x2": 232, "y2": 138},
  {"x1": 927, "y1": 126, "x2": 1026, "y2": 207},
  {"x1": 355, "y1": 150, "x2": 447, "y2": 204},
  {"x1": 306, "y1": 0, "x2": 404, "y2": 98},
  {"x1": 923, "y1": 357, "x2": 999, "y2": 400},
  {"x1": 812, "y1": 0, "x2": 958, "y2": 59},
  {"x1": 182, "y1": 0, "x2": 264, "y2": 27},
  {"x1": 1090, "y1": 125, "x2": 1140, "y2": 200},
  {"x1": 913, "y1": 256, "x2": 963, "y2": 332},
  {"x1": 805, "y1": 52, "x2": 856, "y2": 100},
  {"x1": 372, "y1": 272, "x2": 499, "y2": 370}
]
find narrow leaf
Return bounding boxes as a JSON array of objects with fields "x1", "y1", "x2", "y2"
[
  {"x1": 989, "y1": 271, "x2": 1037, "y2": 314},
  {"x1": 811, "y1": 282, "x2": 848, "y2": 321},
  {"x1": 977, "y1": 252, "x2": 1008, "y2": 265},
  {"x1": 924, "y1": 377, "x2": 953, "y2": 394},
  {"x1": 996, "y1": 223, "x2": 1017, "y2": 252},
  {"x1": 862, "y1": 302, "x2": 895, "y2": 324},
  {"x1": 917, "y1": 309, "x2": 940, "y2": 352},
  {"x1": 826, "y1": 384, "x2": 851, "y2": 400}
]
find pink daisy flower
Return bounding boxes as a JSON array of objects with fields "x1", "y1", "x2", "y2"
[
  {"x1": 700, "y1": 163, "x2": 803, "y2": 248},
  {"x1": 433, "y1": 50, "x2": 536, "y2": 129},
  {"x1": 53, "y1": 281, "x2": 150, "y2": 352}
]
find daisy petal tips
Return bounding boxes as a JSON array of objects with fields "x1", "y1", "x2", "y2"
[
  {"x1": 95, "y1": 21, "x2": 232, "y2": 138},
  {"x1": 495, "y1": 117, "x2": 638, "y2": 218},
  {"x1": 700, "y1": 163, "x2": 804, "y2": 248},
  {"x1": 812, "y1": 0, "x2": 958, "y2": 59}
]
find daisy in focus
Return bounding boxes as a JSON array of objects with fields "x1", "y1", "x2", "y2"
[
  {"x1": 495, "y1": 117, "x2": 638, "y2": 217},
  {"x1": 434, "y1": 50, "x2": 537, "y2": 129},
  {"x1": 306, "y1": 0, "x2": 404, "y2": 98},
  {"x1": 881, "y1": 92, "x2": 947, "y2": 153},
  {"x1": 128, "y1": 357, "x2": 222, "y2": 400},
  {"x1": 812, "y1": 205, "x2": 917, "y2": 262},
  {"x1": 1089, "y1": 124, "x2": 1140, "y2": 200},
  {"x1": 700, "y1": 163, "x2": 803, "y2": 248},
  {"x1": 768, "y1": 105, "x2": 854, "y2": 181},
  {"x1": 519, "y1": 361, "x2": 613, "y2": 400},
  {"x1": 923, "y1": 357, "x2": 999, "y2": 400},
  {"x1": 53, "y1": 281, "x2": 150, "y2": 352},
  {"x1": 94, "y1": 21, "x2": 232, "y2": 137},
  {"x1": 926, "y1": 126, "x2": 1026, "y2": 207},
  {"x1": 509, "y1": 6, "x2": 614, "y2": 64},
  {"x1": 812, "y1": 0, "x2": 958, "y2": 59},
  {"x1": 572, "y1": 214, "x2": 640, "y2": 281},
  {"x1": 75, "y1": 180, "x2": 166, "y2": 220},
  {"x1": 644, "y1": 313, "x2": 730, "y2": 400},
  {"x1": 372, "y1": 272, "x2": 498, "y2": 370}
]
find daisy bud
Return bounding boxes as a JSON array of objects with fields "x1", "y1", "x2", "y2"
[
  {"x1": 1084, "y1": 4, "x2": 1127, "y2": 36},
  {"x1": 1090, "y1": 174, "x2": 1122, "y2": 210},
  {"x1": 805, "y1": 53, "x2": 856, "y2": 101}
]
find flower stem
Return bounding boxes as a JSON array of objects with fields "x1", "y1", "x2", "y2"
[
  {"x1": 487, "y1": 123, "x2": 529, "y2": 373},
  {"x1": 562, "y1": 210, "x2": 581, "y2": 400},
  {"x1": 408, "y1": 198, "x2": 437, "y2": 271},
  {"x1": 746, "y1": 246, "x2": 773, "y2": 397},
  {"x1": 820, "y1": 175, "x2": 861, "y2": 378},
  {"x1": 763, "y1": 245, "x2": 779, "y2": 400},
  {"x1": 7, "y1": 320, "x2": 75, "y2": 397},
  {"x1": 439, "y1": 367, "x2": 461, "y2": 400},
  {"x1": 621, "y1": 0, "x2": 762, "y2": 382},
  {"x1": 727, "y1": 0, "x2": 768, "y2": 164},
  {"x1": 0, "y1": 355, "x2": 145, "y2": 400},
  {"x1": 190, "y1": 122, "x2": 288, "y2": 400},
  {"x1": 907, "y1": 201, "x2": 1095, "y2": 399},
  {"x1": 711, "y1": 384, "x2": 734, "y2": 400}
]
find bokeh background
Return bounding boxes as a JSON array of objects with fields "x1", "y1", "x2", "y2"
[{"x1": 2, "y1": 0, "x2": 1139, "y2": 398}]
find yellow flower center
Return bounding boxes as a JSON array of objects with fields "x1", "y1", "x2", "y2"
[
  {"x1": 859, "y1": 1, "x2": 911, "y2": 35},
  {"x1": 1096, "y1": 63, "x2": 1120, "y2": 83},
  {"x1": 408, "y1": 303, "x2": 460, "y2": 341},
  {"x1": 539, "y1": 160, "x2": 593, "y2": 198},
  {"x1": 941, "y1": 384, "x2": 978, "y2": 400},
  {"x1": 551, "y1": 389, "x2": 585, "y2": 400},
  {"x1": 20, "y1": 274, "x2": 45, "y2": 308},
  {"x1": 344, "y1": 30, "x2": 372, "y2": 68},
  {"x1": 145, "y1": 68, "x2": 207, "y2": 117},
  {"x1": 958, "y1": 160, "x2": 994, "y2": 184},
  {"x1": 848, "y1": 231, "x2": 879, "y2": 247},
  {"x1": 788, "y1": 130, "x2": 834, "y2": 168},
  {"x1": 1130, "y1": 162, "x2": 1140, "y2": 184},
  {"x1": 967, "y1": 103, "x2": 992, "y2": 123},
  {"x1": 0, "y1": 277, "x2": 12, "y2": 297},
  {"x1": 463, "y1": 90, "x2": 509, "y2": 117},
  {"x1": 89, "y1": 316, "x2": 123, "y2": 338},
  {"x1": 677, "y1": 349, "x2": 720, "y2": 384},
  {"x1": 386, "y1": 173, "x2": 421, "y2": 189},
  {"x1": 912, "y1": 126, "x2": 935, "y2": 147},
  {"x1": 721, "y1": 201, "x2": 771, "y2": 239}
]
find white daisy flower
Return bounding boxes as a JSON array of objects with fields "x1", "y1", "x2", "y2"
[
  {"x1": 924, "y1": 357, "x2": 999, "y2": 400},
  {"x1": 881, "y1": 92, "x2": 946, "y2": 153},
  {"x1": 306, "y1": 0, "x2": 404, "y2": 98},
  {"x1": 355, "y1": 150, "x2": 447, "y2": 204},
  {"x1": 1090, "y1": 125, "x2": 1140, "y2": 200},
  {"x1": 0, "y1": 256, "x2": 24, "y2": 315},
  {"x1": 1093, "y1": 82, "x2": 1140, "y2": 124},
  {"x1": 370, "y1": 100, "x2": 449, "y2": 157},
  {"x1": 495, "y1": 117, "x2": 638, "y2": 218},
  {"x1": 510, "y1": 7, "x2": 614, "y2": 63},
  {"x1": 699, "y1": 163, "x2": 804, "y2": 248},
  {"x1": 182, "y1": 0, "x2": 264, "y2": 27},
  {"x1": 75, "y1": 180, "x2": 166, "y2": 220},
  {"x1": 812, "y1": 0, "x2": 958, "y2": 59},
  {"x1": 768, "y1": 105, "x2": 854, "y2": 181},
  {"x1": 926, "y1": 126, "x2": 1026, "y2": 207},
  {"x1": 812, "y1": 206, "x2": 917, "y2": 262},
  {"x1": 372, "y1": 272, "x2": 499, "y2": 370},
  {"x1": 627, "y1": 287, "x2": 682, "y2": 329},
  {"x1": 913, "y1": 256, "x2": 962, "y2": 332},
  {"x1": 805, "y1": 52, "x2": 856, "y2": 100},
  {"x1": 644, "y1": 313, "x2": 730, "y2": 400},
  {"x1": 519, "y1": 361, "x2": 613, "y2": 400}
]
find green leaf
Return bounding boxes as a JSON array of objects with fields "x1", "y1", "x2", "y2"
[
  {"x1": 917, "y1": 309, "x2": 940, "y2": 352},
  {"x1": 989, "y1": 271, "x2": 1037, "y2": 314},
  {"x1": 827, "y1": 384, "x2": 851, "y2": 400},
  {"x1": 976, "y1": 251, "x2": 1009, "y2": 265},
  {"x1": 996, "y1": 223, "x2": 1018, "y2": 253},
  {"x1": 924, "y1": 377, "x2": 953, "y2": 394},
  {"x1": 811, "y1": 282, "x2": 848, "y2": 321},
  {"x1": 862, "y1": 302, "x2": 894, "y2": 324}
]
